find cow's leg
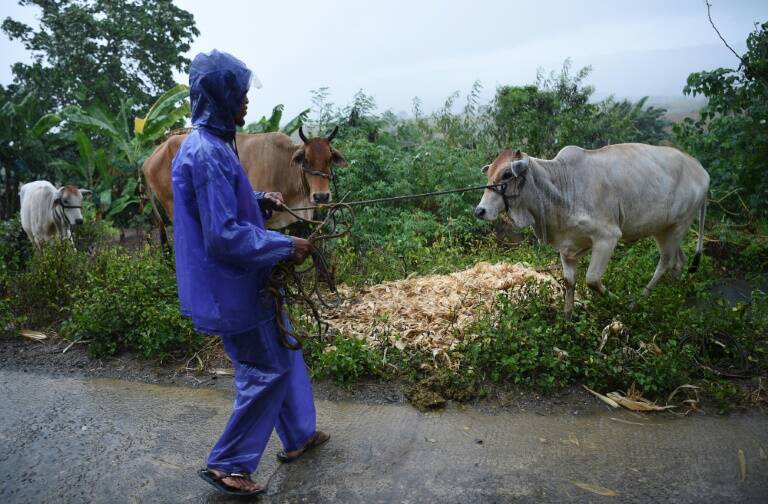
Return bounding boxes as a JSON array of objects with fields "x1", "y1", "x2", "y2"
[
  {"x1": 585, "y1": 237, "x2": 618, "y2": 297},
  {"x1": 671, "y1": 246, "x2": 686, "y2": 276},
  {"x1": 560, "y1": 253, "x2": 578, "y2": 319},
  {"x1": 643, "y1": 224, "x2": 690, "y2": 295}
]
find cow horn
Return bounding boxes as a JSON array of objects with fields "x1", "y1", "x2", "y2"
[
  {"x1": 299, "y1": 126, "x2": 309, "y2": 144},
  {"x1": 326, "y1": 125, "x2": 339, "y2": 142}
]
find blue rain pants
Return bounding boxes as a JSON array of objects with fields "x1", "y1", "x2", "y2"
[{"x1": 207, "y1": 317, "x2": 317, "y2": 474}]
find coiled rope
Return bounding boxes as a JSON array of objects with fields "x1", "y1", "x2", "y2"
[{"x1": 268, "y1": 183, "x2": 503, "y2": 349}]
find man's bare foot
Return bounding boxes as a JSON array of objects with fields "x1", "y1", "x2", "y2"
[
  {"x1": 207, "y1": 469, "x2": 264, "y2": 493},
  {"x1": 278, "y1": 431, "x2": 330, "y2": 463}
]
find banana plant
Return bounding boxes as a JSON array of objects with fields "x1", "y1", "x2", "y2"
[
  {"x1": 133, "y1": 83, "x2": 191, "y2": 144},
  {"x1": 0, "y1": 91, "x2": 62, "y2": 141},
  {"x1": 51, "y1": 132, "x2": 113, "y2": 214},
  {"x1": 244, "y1": 105, "x2": 310, "y2": 135},
  {"x1": 62, "y1": 84, "x2": 191, "y2": 222}
]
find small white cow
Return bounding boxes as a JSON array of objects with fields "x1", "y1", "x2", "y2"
[
  {"x1": 19, "y1": 181, "x2": 91, "y2": 247},
  {"x1": 474, "y1": 144, "x2": 709, "y2": 317}
]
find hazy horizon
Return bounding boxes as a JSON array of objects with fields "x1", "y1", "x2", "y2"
[{"x1": 1, "y1": 0, "x2": 765, "y2": 121}]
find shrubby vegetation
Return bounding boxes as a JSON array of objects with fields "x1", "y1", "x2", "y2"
[
  {"x1": 0, "y1": 2, "x2": 765, "y2": 407},
  {"x1": 674, "y1": 21, "x2": 768, "y2": 219},
  {"x1": 3, "y1": 227, "x2": 199, "y2": 360},
  {"x1": 60, "y1": 245, "x2": 201, "y2": 359}
]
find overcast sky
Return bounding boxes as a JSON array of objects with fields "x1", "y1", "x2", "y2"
[{"x1": 1, "y1": 0, "x2": 766, "y2": 121}]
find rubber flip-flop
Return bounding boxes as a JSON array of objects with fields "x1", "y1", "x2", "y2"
[
  {"x1": 197, "y1": 468, "x2": 265, "y2": 496},
  {"x1": 276, "y1": 431, "x2": 330, "y2": 463}
]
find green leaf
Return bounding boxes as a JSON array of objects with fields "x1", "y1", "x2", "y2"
[
  {"x1": 98, "y1": 189, "x2": 112, "y2": 211},
  {"x1": 143, "y1": 85, "x2": 189, "y2": 122},
  {"x1": 105, "y1": 195, "x2": 137, "y2": 219},
  {"x1": 139, "y1": 102, "x2": 190, "y2": 142},
  {"x1": 30, "y1": 113, "x2": 62, "y2": 137},
  {"x1": 281, "y1": 108, "x2": 310, "y2": 135},
  {"x1": 266, "y1": 105, "x2": 284, "y2": 132},
  {"x1": 74, "y1": 131, "x2": 95, "y2": 166}
]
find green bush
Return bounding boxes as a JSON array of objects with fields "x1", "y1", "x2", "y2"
[
  {"x1": 0, "y1": 215, "x2": 33, "y2": 276},
  {"x1": 491, "y1": 61, "x2": 669, "y2": 158},
  {"x1": 71, "y1": 205, "x2": 120, "y2": 252},
  {"x1": 60, "y1": 247, "x2": 201, "y2": 359},
  {"x1": 10, "y1": 240, "x2": 89, "y2": 327},
  {"x1": 0, "y1": 256, "x2": 23, "y2": 337},
  {"x1": 304, "y1": 334, "x2": 381, "y2": 385},
  {"x1": 328, "y1": 138, "x2": 503, "y2": 286}
]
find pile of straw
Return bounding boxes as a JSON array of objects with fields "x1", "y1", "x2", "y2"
[{"x1": 325, "y1": 262, "x2": 559, "y2": 357}]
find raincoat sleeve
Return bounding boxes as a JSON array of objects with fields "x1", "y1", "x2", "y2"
[
  {"x1": 252, "y1": 191, "x2": 272, "y2": 220},
  {"x1": 192, "y1": 154, "x2": 294, "y2": 269}
]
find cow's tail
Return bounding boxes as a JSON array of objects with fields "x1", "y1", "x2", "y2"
[
  {"x1": 688, "y1": 197, "x2": 707, "y2": 274},
  {"x1": 141, "y1": 169, "x2": 171, "y2": 250}
]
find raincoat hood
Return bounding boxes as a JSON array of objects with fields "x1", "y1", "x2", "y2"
[{"x1": 189, "y1": 49, "x2": 252, "y2": 139}]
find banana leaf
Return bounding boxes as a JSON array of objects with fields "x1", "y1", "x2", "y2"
[
  {"x1": 31, "y1": 113, "x2": 62, "y2": 137},
  {"x1": 282, "y1": 108, "x2": 310, "y2": 135}
]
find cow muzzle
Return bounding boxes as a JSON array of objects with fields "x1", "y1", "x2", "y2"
[
  {"x1": 313, "y1": 192, "x2": 331, "y2": 204},
  {"x1": 474, "y1": 192, "x2": 501, "y2": 221}
]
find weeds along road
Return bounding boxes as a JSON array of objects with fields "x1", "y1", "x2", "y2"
[{"x1": 0, "y1": 368, "x2": 766, "y2": 503}]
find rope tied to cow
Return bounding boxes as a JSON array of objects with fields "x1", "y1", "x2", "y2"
[
  {"x1": 288, "y1": 182, "x2": 506, "y2": 212},
  {"x1": 267, "y1": 182, "x2": 506, "y2": 350},
  {"x1": 268, "y1": 202, "x2": 355, "y2": 350}
]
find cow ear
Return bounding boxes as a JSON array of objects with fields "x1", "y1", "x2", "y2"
[
  {"x1": 331, "y1": 148, "x2": 348, "y2": 167},
  {"x1": 54, "y1": 187, "x2": 63, "y2": 202},
  {"x1": 510, "y1": 157, "x2": 529, "y2": 177},
  {"x1": 514, "y1": 149, "x2": 522, "y2": 159},
  {"x1": 291, "y1": 147, "x2": 305, "y2": 166},
  {"x1": 481, "y1": 164, "x2": 490, "y2": 175},
  {"x1": 79, "y1": 189, "x2": 92, "y2": 197}
]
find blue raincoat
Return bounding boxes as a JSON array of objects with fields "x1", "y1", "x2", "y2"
[{"x1": 172, "y1": 50, "x2": 317, "y2": 474}]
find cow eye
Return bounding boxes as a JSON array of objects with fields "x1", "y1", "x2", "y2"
[{"x1": 502, "y1": 169, "x2": 513, "y2": 179}]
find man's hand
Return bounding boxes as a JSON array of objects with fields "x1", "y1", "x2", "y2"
[
  {"x1": 291, "y1": 237, "x2": 313, "y2": 264},
  {"x1": 261, "y1": 192, "x2": 285, "y2": 211}
]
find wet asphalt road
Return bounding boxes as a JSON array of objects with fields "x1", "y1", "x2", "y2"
[{"x1": 0, "y1": 368, "x2": 766, "y2": 503}]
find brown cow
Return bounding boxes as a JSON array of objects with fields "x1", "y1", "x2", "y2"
[{"x1": 142, "y1": 126, "x2": 348, "y2": 229}]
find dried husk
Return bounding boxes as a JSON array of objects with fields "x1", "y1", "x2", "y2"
[
  {"x1": 19, "y1": 330, "x2": 47, "y2": 341},
  {"x1": 325, "y1": 262, "x2": 559, "y2": 363}
]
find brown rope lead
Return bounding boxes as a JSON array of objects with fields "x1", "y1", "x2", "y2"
[
  {"x1": 268, "y1": 203, "x2": 355, "y2": 350},
  {"x1": 269, "y1": 182, "x2": 499, "y2": 350},
  {"x1": 288, "y1": 183, "x2": 502, "y2": 212}
]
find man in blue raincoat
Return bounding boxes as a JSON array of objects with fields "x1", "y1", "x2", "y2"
[{"x1": 172, "y1": 49, "x2": 329, "y2": 496}]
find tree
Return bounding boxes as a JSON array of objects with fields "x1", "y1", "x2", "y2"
[
  {"x1": 2, "y1": 0, "x2": 198, "y2": 114},
  {"x1": 491, "y1": 61, "x2": 599, "y2": 157},
  {"x1": 594, "y1": 96, "x2": 669, "y2": 146},
  {"x1": 0, "y1": 86, "x2": 63, "y2": 218},
  {"x1": 674, "y1": 22, "x2": 768, "y2": 219},
  {"x1": 491, "y1": 60, "x2": 669, "y2": 157}
]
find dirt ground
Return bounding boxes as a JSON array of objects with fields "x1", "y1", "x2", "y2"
[{"x1": 0, "y1": 335, "x2": 601, "y2": 416}]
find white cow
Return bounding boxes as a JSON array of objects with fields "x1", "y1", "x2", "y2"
[
  {"x1": 474, "y1": 144, "x2": 709, "y2": 317},
  {"x1": 19, "y1": 181, "x2": 91, "y2": 247}
]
